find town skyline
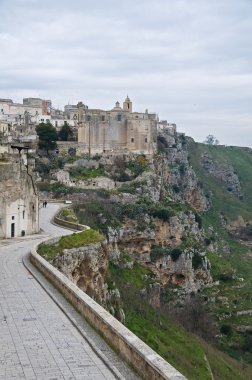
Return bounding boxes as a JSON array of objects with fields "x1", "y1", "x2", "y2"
[{"x1": 0, "y1": 0, "x2": 251, "y2": 147}]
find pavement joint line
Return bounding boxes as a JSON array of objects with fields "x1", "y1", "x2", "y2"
[{"x1": 22, "y1": 253, "x2": 127, "y2": 380}]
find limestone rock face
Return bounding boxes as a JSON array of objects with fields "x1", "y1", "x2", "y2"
[
  {"x1": 104, "y1": 211, "x2": 212, "y2": 295},
  {"x1": 52, "y1": 242, "x2": 108, "y2": 305},
  {"x1": 155, "y1": 131, "x2": 209, "y2": 212},
  {"x1": 201, "y1": 152, "x2": 243, "y2": 199},
  {"x1": 169, "y1": 166, "x2": 208, "y2": 212},
  {"x1": 141, "y1": 283, "x2": 161, "y2": 308},
  {"x1": 51, "y1": 241, "x2": 125, "y2": 322},
  {"x1": 151, "y1": 250, "x2": 212, "y2": 294}
]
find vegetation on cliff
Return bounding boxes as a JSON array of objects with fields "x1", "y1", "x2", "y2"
[
  {"x1": 38, "y1": 229, "x2": 104, "y2": 260},
  {"x1": 36, "y1": 131, "x2": 252, "y2": 378},
  {"x1": 188, "y1": 141, "x2": 252, "y2": 366}
]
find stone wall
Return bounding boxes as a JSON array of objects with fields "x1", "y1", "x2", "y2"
[{"x1": 30, "y1": 245, "x2": 185, "y2": 380}]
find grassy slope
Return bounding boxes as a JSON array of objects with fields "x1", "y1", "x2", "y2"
[
  {"x1": 188, "y1": 141, "x2": 252, "y2": 365},
  {"x1": 37, "y1": 229, "x2": 104, "y2": 260},
  {"x1": 109, "y1": 261, "x2": 252, "y2": 379},
  {"x1": 188, "y1": 142, "x2": 252, "y2": 221}
]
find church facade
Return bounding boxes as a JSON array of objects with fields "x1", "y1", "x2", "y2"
[{"x1": 77, "y1": 96, "x2": 157, "y2": 155}]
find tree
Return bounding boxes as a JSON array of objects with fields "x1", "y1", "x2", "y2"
[
  {"x1": 58, "y1": 122, "x2": 73, "y2": 141},
  {"x1": 204, "y1": 134, "x2": 219, "y2": 145},
  {"x1": 36, "y1": 122, "x2": 58, "y2": 153}
]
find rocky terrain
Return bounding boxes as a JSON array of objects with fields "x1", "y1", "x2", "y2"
[{"x1": 37, "y1": 129, "x2": 252, "y2": 379}]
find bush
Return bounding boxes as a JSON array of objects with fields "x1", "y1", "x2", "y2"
[
  {"x1": 218, "y1": 271, "x2": 233, "y2": 282},
  {"x1": 150, "y1": 246, "x2": 168, "y2": 262},
  {"x1": 126, "y1": 155, "x2": 148, "y2": 178},
  {"x1": 192, "y1": 252, "x2": 203, "y2": 269},
  {"x1": 151, "y1": 206, "x2": 174, "y2": 221},
  {"x1": 150, "y1": 247, "x2": 182, "y2": 262},
  {"x1": 204, "y1": 238, "x2": 212, "y2": 246},
  {"x1": 195, "y1": 213, "x2": 202, "y2": 229},
  {"x1": 69, "y1": 166, "x2": 105, "y2": 180},
  {"x1": 243, "y1": 335, "x2": 252, "y2": 353},
  {"x1": 220, "y1": 324, "x2": 232, "y2": 336},
  {"x1": 170, "y1": 248, "x2": 182, "y2": 261},
  {"x1": 172, "y1": 184, "x2": 180, "y2": 193},
  {"x1": 245, "y1": 224, "x2": 252, "y2": 236},
  {"x1": 179, "y1": 163, "x2": 186, "y2": 175}
]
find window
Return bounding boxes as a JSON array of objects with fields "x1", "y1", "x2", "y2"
[
  {"x1": 87, "y1": 115, "x2": 91, "y2": 121},
  {"x1": 12, "y1": 216, "x2": 14, "y2": 220},
  {"x1": 131, "y1": 138, "x2": 134, "y2": 143},
  {"x1": 117, "y1": 114, "x2": 122, "y2": 121},
  {"x1": 101, "y1": 115, "x2": 105, "y2": 121},
  {"x1": 23, "y1": 211, "x2": 25, "y2": 219},
  {"x1": 145, "y1": 137, "x2": 148, "y2": 143}
]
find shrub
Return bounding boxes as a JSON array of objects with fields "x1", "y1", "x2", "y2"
[
  {"x1": 195, "y1": 213, "x2": 202, "y2": 229},
  {"x1": 243, "y1": 335, "x2": 252, "y2": 353},
  {"x1": 151, "y1": 206, "x2": 174, "y2": 221},
  {"x1": 172, "y1": 184, "x2": 180, "y2": 193},
  {"x1": 170, "y1": 248, "x2": 182, "y2": 261},
  {"x1": 245, "y1": 224, "x2": 252, "y2": 236},
  {"x1": 192, "y1": 252, "x2": 203, "y2": 269},
  {"x1": 179, "y1": 163, "x2": 186, "y2": 175},
  {"x1": 150, "y1": 246, "x2": 168, "y2": 262},
  {"x1": 218, "y1": 271, "x2": 233, "y2": 282},
  {"x1": 204, "y1": 238, "x2": 212, "y2": 246},
  {"x1": 69, "y1": 166, "x2": 105, "y2": 180},
  {"x1": 220, "y1": 324, "x2": 232, "y2": 336},
  {"x1": 126, "y1": 155, "x2": 149, "y2": 178}
]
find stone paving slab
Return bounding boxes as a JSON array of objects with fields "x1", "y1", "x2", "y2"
[{"x1": 0, "y1": 204, "x2": 140, "y2": 380}]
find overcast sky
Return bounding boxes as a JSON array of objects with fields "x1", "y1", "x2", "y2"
[{"x1": 0, "y1": 0, "x2": 251, "y2": 146}]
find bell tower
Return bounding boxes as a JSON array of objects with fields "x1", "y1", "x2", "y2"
[{"x1": 123, "y1": 95, "x2": 132, "y2": 112}]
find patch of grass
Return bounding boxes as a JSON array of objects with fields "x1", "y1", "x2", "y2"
[
  {"x1": 108, "y1": 261, "x2": 153, "y2": 289},
  {"x1": 69, "y1": 166, "x2": 105, "y2": 180},
  {"x1": 74, "y1": 201, "x2": 121, "y2": 231},
  {"x1": 37, "y1": 181, "x2": 86, "y2": 194},
  {"x1": 108, "y1": 261, "x2": 252, "y2": 379},
  {"x1": 117, "y1": 180, "x2": 147, "y2": 194},
  {"x1": 172, "y1": 141, "x2": 252, "y2": 364},
  {"x1": 188, "y1": 142, "x2": 252, "y2": 222},
  {"x1": 37, "y1": 229, "x2": 104, "y2": 260}
]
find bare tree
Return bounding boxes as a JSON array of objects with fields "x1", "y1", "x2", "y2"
[{"x1": 204, "y1": 134, "x2": 219, "y2": 145}]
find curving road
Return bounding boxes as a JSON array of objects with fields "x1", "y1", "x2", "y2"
[{"x1": 0, "y1": 204, "x2": 139, "y2": 380}]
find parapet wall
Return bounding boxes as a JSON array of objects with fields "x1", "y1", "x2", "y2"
[
  {"x1": 30, "y1": 245, "x2": 186, "y2": 380},
  {"x1": 54, "y1": 214, "x2": 86, "y2": 231}
]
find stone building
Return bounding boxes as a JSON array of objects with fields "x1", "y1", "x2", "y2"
[
  {"x1": 77, "y1": 96, "x2": 157, "y2": 155},
  {"x1": 0, "y1": 146, "x2": 39, "y2": 238}
]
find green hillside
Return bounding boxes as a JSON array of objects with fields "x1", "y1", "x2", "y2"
[
  {"x1": 188, "y1": 140, "x2": 252, "y2": 367},
  {"x1": 188, "y1": 141, "x2": 252, "y2": 222}
]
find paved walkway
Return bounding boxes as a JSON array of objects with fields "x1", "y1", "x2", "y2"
[{"x1": 0, "y1": 204, "x2": 139, "y2": 380}]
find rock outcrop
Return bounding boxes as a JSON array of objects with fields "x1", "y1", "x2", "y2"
[
  {"x1": 51, "y1": 241, "x2": 125, "y2": 323},
  {"x1": 201, "y1": 152, "x2": 243, "y2": 199}
]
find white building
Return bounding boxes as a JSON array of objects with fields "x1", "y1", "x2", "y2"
[{"x1": 0, "y1": 148, "x2": 39, "y2": 238}]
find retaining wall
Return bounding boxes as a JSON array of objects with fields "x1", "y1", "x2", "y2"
[{"x1": 30, "y1": 245, "x2": 186, "y2": 380}]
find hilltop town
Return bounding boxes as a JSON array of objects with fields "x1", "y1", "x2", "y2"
[{"x1": 0, "y1": 95, "x2": 176, "y2": 238}]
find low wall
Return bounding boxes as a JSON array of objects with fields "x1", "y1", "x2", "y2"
[
  {"x1": 30, "y1": 246, "x2": 186, "y2": 380},
  {"x1": 54, "y1": 215, "x2": 86, "y2": 231}
]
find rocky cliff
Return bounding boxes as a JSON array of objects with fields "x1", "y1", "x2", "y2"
[{"x1": 51, "y1": 241, "x2": 125, "y2": 323}]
